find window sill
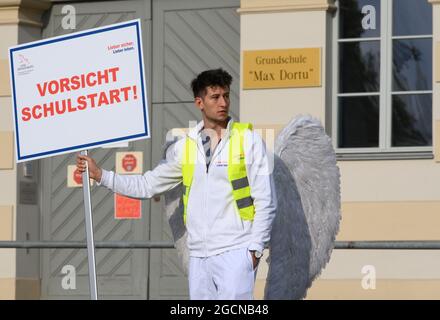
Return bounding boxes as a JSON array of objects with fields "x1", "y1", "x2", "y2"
[{"x1": 336, "y1": 152, "x2": 434, "y2": 161}]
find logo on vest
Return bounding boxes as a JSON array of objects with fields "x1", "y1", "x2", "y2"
[
  {"x1": 215, "y1": 160, "x2": 228, "y2": 167},
  {"x1": 231, "y1": 153, "x2": 245, "y2": 164}
]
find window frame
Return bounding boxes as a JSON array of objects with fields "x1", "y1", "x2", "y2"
[{"x1": 332, "y1": 0, "x2": 433, "y2": 156}]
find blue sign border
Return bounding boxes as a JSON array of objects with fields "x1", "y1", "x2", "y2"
[{"x1": 9, "y1": 20, "x2": 149, "y2": 161}]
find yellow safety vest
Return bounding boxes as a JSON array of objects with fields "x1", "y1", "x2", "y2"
[{"x1": 181, "y1": 122, "x2": 255, "y2": 225}]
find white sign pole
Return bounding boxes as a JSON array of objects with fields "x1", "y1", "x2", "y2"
[{"x1": 81, "y1": 149, "x2": 98, "y2": 300}]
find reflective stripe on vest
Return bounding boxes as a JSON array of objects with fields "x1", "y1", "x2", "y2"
[
  {"x1": 181, "y1": 137, "x2": 196, "y2": 225},
  {"x1": 181, "y1": 122, "x2": 255, "y2": 225}
]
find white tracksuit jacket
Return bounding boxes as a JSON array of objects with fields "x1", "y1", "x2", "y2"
[{"x1": 98, "y1": 119, "x2": 277, "y2": 257}]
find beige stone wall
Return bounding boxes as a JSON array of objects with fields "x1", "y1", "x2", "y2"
[
  {"x1": 0, "y1": 3, "x2": 18, "y2": 300},
  {"x1": 242, "y1": 0, "x2": 440, "y2": 299},
  {"x1": 0, "y1": 279, "x2": 15, "y2": 299},
  {"x1": 240, "y1": 8, "x2": 329, "y2": 124},
  {"x1": 240, "y1": 0, "x2": 335, "y2": 13},
  {"x1": 0, "y1": 0, "x2": 50, "y2": 300},
  {"x1": 306, "y1": 279, "x2": 440, "y2": 300}
]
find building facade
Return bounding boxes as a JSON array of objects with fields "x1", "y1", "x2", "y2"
[{"x1": 0, "y1": 0, "x2": 439, "y2": 299}]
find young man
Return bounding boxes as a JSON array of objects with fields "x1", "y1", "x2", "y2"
[{"x1": 76, "y1": 68, "x2": 277, "y2": 299}]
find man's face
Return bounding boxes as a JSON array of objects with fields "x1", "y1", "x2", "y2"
[{"x1": 195, "y1": 86, "x2": 230, "y2": 123}]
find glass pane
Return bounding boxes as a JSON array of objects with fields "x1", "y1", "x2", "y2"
[
  {"x1": 338, "y1": 96, "x2": 379, "y2": 148},
  {"x1": 339, "y1": 0, "x2": 381, "y2": 38},
  {"x1": 339, "y1": 41, "x2": 380, "y2": 93},
  {"x1": 393, "y1": 39, "x2": 432, "y2": 92},
  {"x1": 393, "y1": 0, "x2": 432, "y2": 36},
  {"x1": 392, "y1": 94, "x2": 432, "y2": 147}
]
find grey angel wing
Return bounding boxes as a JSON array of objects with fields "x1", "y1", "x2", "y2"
[
  {"x1": 264, "y1": 115, "x2": 341, "y2": 299},
  {"x1": 162, "y1": 138, "x2": 189, "y2": 275}
]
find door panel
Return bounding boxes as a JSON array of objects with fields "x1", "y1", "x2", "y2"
[
  {"x1": 149, "y1": 0, "x2": 240, "y2": 299},
  {"x1": 40, "y1": 0, "x2": 151, "y2": 299},
  {"x1": 39, "y1": 0, "x2": 240, "y2": 300}
]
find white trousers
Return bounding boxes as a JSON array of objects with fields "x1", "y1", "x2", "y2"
[{"x1": 188, "y1": 247, "x2": 258, "y2": 300}]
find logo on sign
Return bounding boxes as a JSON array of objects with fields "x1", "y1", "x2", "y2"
[
  {"x1": 73, "y1": 168, "x2": 82, "y2": 184},
  {"x1": 122, "y1": 154, "x2": 137, "y2": 172},
  {"x1": 16, "y1": 54, "x2": 35, "y2": 76}
]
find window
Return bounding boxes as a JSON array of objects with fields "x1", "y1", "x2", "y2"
[{"x1": 333, "y1": 0, "x2": 433, "y2": 154}]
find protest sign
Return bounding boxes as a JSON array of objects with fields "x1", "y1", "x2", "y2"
[
  {"x1": 9, "y1": 19, "x2": 149, "y2": 300},
  {"x1": 9, "y1": 19, "x2": 149, "y2": 162}
]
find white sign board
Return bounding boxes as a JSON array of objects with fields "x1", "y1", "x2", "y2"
[{"x1": 9, "y1": 19, "x2": 149, "y2": 162}]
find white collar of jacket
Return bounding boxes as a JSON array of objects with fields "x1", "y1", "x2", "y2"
[{"x1": 187, "y1": 116, "x2": 235, "y2": 141}]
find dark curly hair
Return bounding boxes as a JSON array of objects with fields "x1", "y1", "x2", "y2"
[{"x1": 191, "y1": 68, "x2": 232, "y2": 98}]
